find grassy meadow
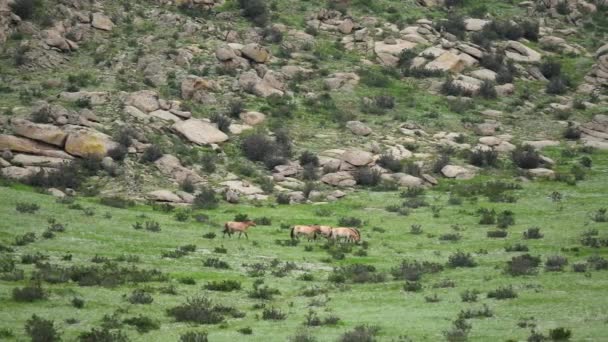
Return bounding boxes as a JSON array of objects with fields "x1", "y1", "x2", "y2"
[{"x1": 0, "y1": 149, "x2": 607, "y2": 341}]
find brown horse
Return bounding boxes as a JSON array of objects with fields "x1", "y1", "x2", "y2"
[
  {"x1": 223, "y1": 221, "x2": 256, "y2": 239},
  {"x1": 329, "y1": 227, "x2": 361, "y2": 243},
  {"x1": 290, "y1": 225, "x2": 320, "y2": 241},
  {"x1": 314, "y1": 225, "x2": 333, "y2": 240}
]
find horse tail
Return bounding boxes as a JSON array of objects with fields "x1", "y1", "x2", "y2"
[{"x1": 290, "y1": 226, "x2": 295, "y2": 239}]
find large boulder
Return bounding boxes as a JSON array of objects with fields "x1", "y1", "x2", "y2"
[
  {"x1": 527, "y1": 168, "x2": 555, "y2": 179},
  {"x1": 324, "y1": 73, "x2": 360, "y2": 91},
  {"x1": 0, "y1": 166, "x2": 42, "y2": 181},
  {"x1": 374, "y1": 40, "x2": 417, "y2": 66},
  {"x1": 11, "y1": 154, "x2": 70, "y2": 168},
  {"x1": 125, "y1": 90, "x2": 160, "y2": 113},
  {"x1": 181, "y1": 75, "x2": 216, "y2": 101},
  {"x1": 59, "y1": 91, "x2": 109, "y2": 105},
  {"x1": 464, "y1": 18, "x2": 490, "y2": 31},
  {"x1": 0, "y1": 135, "x2": 73, "y2": 159},
  {"x1": 241, "y1": 43, "x2": 271, "y2": 63},
  {"x1": 392, "y1": 173, "x2": 425, "y2": 188},
  {"x1": 155, "y1": 154, "x2": 203, "y2": 184},
  {"x1": 173, "y1": 119, "x2": 229, "y2": 145},
  {"x1": 441, "y1": 165, "x2": 476, "y2": 180},
  {"x1": 346, "y1": 121, "x2": 372, "y2": 136},
  {"x1": 220, "y1": 180, "x2": 264, "y2": 195},
  {"x1": 505, "y1": 41, "x2": 541, "y2": 63},
  {"x1": 425, "y1": 52, "x2": 465, "y2": 73},
  {"x1": 91, "y1": 13, "x2": 114, "y2": 31},
  {"x1": 215, "y1": 45, "x2": 237, "y2": 61},
  {"x1": 341, "y1": 149, "x2": 374, "y2": 166},
  {"x1": 147, "y1": 190, "x2": 183, "y2": 203},
  {"x1": 321, "y1": 171, "x2": 357, "y2": 187},
  {"x1": 240, "y1": 111, "x2": 266, "y2": 126},
  {"x1": 64, "y1": 129, "x2": 119, "y2": 158},
  {"x1": 11, "y1": 119, "x2": 68, "y2": 147}
]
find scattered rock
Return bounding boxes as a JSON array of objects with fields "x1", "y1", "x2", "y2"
[
  {"x1": 346, "y1": 121, "x2": 372, "y2": 136},
  {"x1": 0, "y1": 135, "x2": 73, "y2": 159},
  {"x1": 91, "y1": 13, "x2": 114, "y2": 31},
  {"x1": 147, "y1": 190, "x2": 183, "y2": 203},
  {"x1": 341, "y1": 149, "x2": 374, "y2": 166},
  {"x1": 125, "y1": 90, "x2": 160, "y2": 113},
  {"x1": 241, "y1": 43, "x2": 271, "y2": 63},
  {"x1": 11, "y1": 119, "x2": 68, "y2": 147},
  {"x1": 441, "y1": 165, "x2": 476, "y2": 179},
  {"x1": 173, "y1": 119, "x2": 229, "y2": 145},
  {"x1": 240, "y1": 111, "x2": 266, "y2": 126},
  {"x1": 321, "y1": 171, "x2": 357, "y2": 187},
  {"x1": 64, "y1": 129, "x2": 119, "y2": 158}
]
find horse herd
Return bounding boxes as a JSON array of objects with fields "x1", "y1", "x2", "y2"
[{"x1": 222, "y1": 221, "x2": 361, "y2": 243}]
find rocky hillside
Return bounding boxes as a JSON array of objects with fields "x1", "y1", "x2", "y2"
[{"x1": 0, "y1": 0, "x2": 607, "y2": 205}]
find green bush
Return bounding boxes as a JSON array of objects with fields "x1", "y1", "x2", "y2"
[
  {"x1": 507, "y1": 254, "x2": 541, "y2": 276},
  {"x1": 128, "y1": 289, "x2": 154, "y2": 304},
  {"x1": 487, "y1": 285, "x2": 517, "y2": 300},
  {"x1": 204, "y1": 280, "x2": 241, "y2": 292},
  {"x1": 78, "y1": 327, "x2": 129, "y2": 342},
  {"x1": 238, "y1": 0, "x2": 269, "y2": 26},
  {"x1": 180, "y1": 331, "x2": 209, "y2": 342},
  {"x1": 13, "y1": 283, "x2": 46, "y2": 302},
  {"x1": 193, "y1": 187, "x2": 218, "y2": 209},
  {"x1": 447, "y1": 251, "x2": 477, "y2": 268},
  {"x1": 25, "y1": 315, "x2": 60, "y2": 342},
  {"x1": 123, "y1": 315, "x2": 159, "y2": 333}
]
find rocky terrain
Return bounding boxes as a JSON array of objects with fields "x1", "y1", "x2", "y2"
[{"x1": 0, "y1": 0, "x2": 606, "y2": 204}]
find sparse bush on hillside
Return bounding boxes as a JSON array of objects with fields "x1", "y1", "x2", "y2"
[
  {"x1": 241, "y1": 133, "x2": 290, "y2": 169},
  {"x1": 448, "y1": 251, "x2": 477, "y2": 268},
  {"x1": 441, "y1": 77, "x2": 473, "y2": 97},
  {"x1": 354, "y1": 167, "x2": 382, "y2": 186},
  {"x1": 487, "y1": 285, "x2": 517, "y2": 300},
  {"x1": 469, "y1": 149, "x2": 498, "y2": 167},
  {"x1": 545, "y1": 255, "x2": 568, "y2": 272},
  {"x1": 25, "y1": 315, "x2": 60, "y2": 342},
  {"x1": 193, "y1": 187, "x2": 218, "y2": 209},
  {"x1": 168, "y1": 296, "x2": 236, "y2": 324},
  {"x1": 141, "y1": 144, "x2": 163, "y2": 163},
  {"x1": 338, "y1": 325, "x2": 380, "y2": 342},
  {"x1": 546, "y1": 76, "x2": 569, "y2": 95},
  {"x1": 512, "y1": 145, "x2": 541, "y2": 169},
  {"x1": 479, "y1": 80, "x2": 497, "y2": 99},
  {"x1": 524, "y1": 227, "x2": 543, "y2": 239},
  {"x1": 299, "y1": 151, "x2": 319, "y2": 167},
  {"x1": 507, "y1": 254, "x2": 541, "y2": 276},
  {"x1": 180, "y1": 331, "x2": 209, "y2": 342},
  {"x1": 377, "y1": 154, "x2": 402, "y2": 172},
  {"x1": 436, "y1": 14, "x2": 466, "y2": 39},
  {"x1": 210, "y1": 113, "x2": 231, "y2": 134},
  {"x1": 238, "y1": 0, "x2": 269, "y2": 26},
  {"x1": 78, "y1": 327, "x2": 129, "y2": 342},
  {"x1": 10, "y1": 0, "x2": 43, "y2": 20},
  {"x1": 13, "y1": 282, "x2": 47, "y2": 302}
]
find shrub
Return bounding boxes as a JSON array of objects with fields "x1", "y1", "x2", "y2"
[
  {"x1": 71, "y1": 297, "x2": 84, "y2": 309},
  {"x1": 210, "y1": 113, "x2": 231, "y2": 134},
  {"x1": 549, "y1": 327, "x2": 572, "y2": 340},
  {"x1": 497, "y1": 210, "x2": 515, "y2": 228},
  {"x1": 479, "y1": 80, "x2": 497, "y2": 99},
  {"x1": 238, "y1": 0, "x2": 269, "y2": 26},
  {"x1": 329, "y1": 264, "x2": 385, "y2": 284},
  {"x1": 512, "y1": 145, "x2": 541, "y2": 169},
  {"x1": 459, "y1": 304, "x2": 493, "y2": 319},
  {"x1": 167, "y1": 297, "x2": 228, "y2": 324},
  {"x1": 10, "y1": 0, "x2": 42, "y2": 20},
  {"x1": 241, "y1": 134, "x2": 288, "y2": 168},
  {"x1": 448, "y1": 251, "x2": 476, "y2": 268},
  {"x1": 180, "y1": 331, "x2": 209, "y2": 342},
  {"x1": 203, "y1": 232, "x2": 216, "y2": 239},
  {"x1": 545, "y1": 255, "x2": 568, "y2": 272},
  {"x1": 15, "y1": 202, "x2": 40, "y2": 214},
  {"x1": 262, "y1": 307, "x2": 286, "y2": 320},
  {"x1": 338, "y1": 325, "x2": 380, "y2": 342},
  {"x1": 354, "y1": 167, "x2": 382, "y2": 186},
  {"x1": 461, "y1": 289, "x2": 480, "y2": 302},
  {"x1": 25, "y1": 315, "x2": 60, "y2": 342},
  {"x1": 590, "y1": 208, "x2": 607, "y2": 222},
  {"x1": 487, "y1": 230, "x2": 508, "y2": 238},
  {"x1": 410, "y1": 224, "x2": 423, "y2": 234},
  {"x1": 78, "y1": 327, "x2": 129, "y2": 342},
  {"x1": 478, "y1": 208, "x2": 496, "y2": 225},
  {"x1": 468, "y1": 149, "x2": 498, "y2": 167},
  {"x1": 441, "y1": 78, "x2": 472, "y2": 97},
  {"x1": 487, "y1": 285, "x2": 517, "y2": 299},
  {"x1": 432, "y1": 154, "x2": 451, "y2": 174},
  {"x1": 563, "y1": 125, "x2": 581, "y2": 140},
  {"x1": 540, "y1": 60, "x2": 561, "y2": 79},
  {"x1": 123, "y1": 315, "x2": 159, "y2": 333},
  {"x1": 505, "y1": 243, "x2": 529, "y2": 252},
  {"x1": 546, "y1": 76, "x2": 569, "y2": 95},
  {"x1": 289, "y1": 331, "x2": 317, "y2": 342},
  {"x1": 238, "y1": 327, "x2": 252, "y2": 335},
  {"x1": 141, "y1": 144, "x2": 163, "y2": 163},
  {"x1": 299, "y1": 151, "x2": 319, "y2": 167},
  {"x1": 204, "y1": 280, "x2": 241, "y2": 292},
  {"x1": 391, "y1": 260, "x2": 444, "y2": 281},
  {"x1": 128, "y1": 289, "x2": 154, "y2": 304},
  {"x1": 359, "y1": 68, "x2": 391, "y2": 88},
  {"x1": 524, "y1": 227, "x2": 543, "y2": 239},
  {"x1": 254, "y1": 216, "x2": 272, "y2": 225},
  {"x1": 444, "y1": 316, "x2": 471, "y2": 342},
  {"x1": 200, "y1": 153, "x2": 217, "y2": 173},
  {"x1": 14, "y1": 232, "x2": 36, "y2": 246},
  {"x1": 571, "y1": 263, "x2": 587, "y2": 273},
  {"x1": 507, "y1": 254, "x2": 541, "y2": 276},
  {"x1": 338, "y1": 216, "x2": 362, "y2": 227},
  {"x1": 248, "y1": 280, "x2": 281, "y2": 300},
  {"x1": 193, "y1": 187, "x2": 218, "y2": 209},
  {"x1": 377, "y1": 154, "x2": 402, "y2": 172},
  {"x1": 439, "y1": 233, "x2": 461, "y2": 242}
]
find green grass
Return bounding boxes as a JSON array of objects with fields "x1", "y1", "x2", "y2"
[{"x1": 1, "y1": 150, "x2": 607, "y2": 341}]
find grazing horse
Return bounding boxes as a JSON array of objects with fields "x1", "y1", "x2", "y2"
[
  {"x1": 223, "y1": 221, "x2": 256, "y2": 239},
  {"x1": 314, "y1": 225, "x2": 333, "y2": 240},
  {"x1": 329, "y1": 227, "x2": 361, "y2": 243},
  {"x1": 290, "y1": 225, "x2": 320, "y2": 241}
]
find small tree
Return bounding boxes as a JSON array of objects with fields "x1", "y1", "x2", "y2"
[
  {"x1": 25, "y1": 315, "x2": 60, "y2": 342},
  {"x1": 193, "y1": 187, "x2": 218, "y2": 209}
]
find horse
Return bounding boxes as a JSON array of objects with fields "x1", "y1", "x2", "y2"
[
  {"x1": 314, "y1": 225, "x2": 333, "y2": 240},
  {"x1": 329, "y1": 227, "x2": 361, "y2": 243},
  {"x1": 223, "y1": 221, "x2": 256, "y2": 239},
  {"x1": 290, "y1": 225, "x2": 320, "y2": 241}
]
